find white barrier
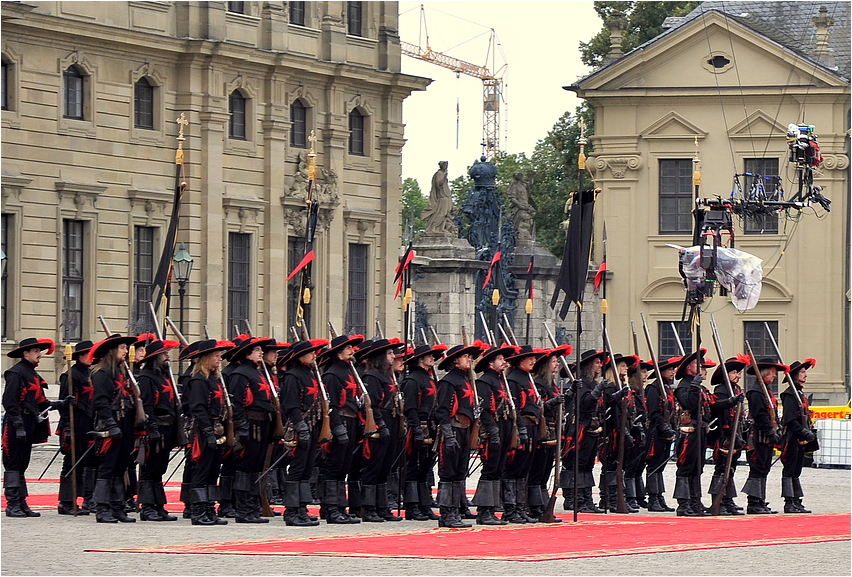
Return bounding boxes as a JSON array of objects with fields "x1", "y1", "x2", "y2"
[{"x1": 812, "y1": 418, "x2": 851, "y2": 467}]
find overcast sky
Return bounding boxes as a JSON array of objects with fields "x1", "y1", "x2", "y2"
[{"x1": 398, "y1": 1, "x2": 601, "y2": 190}]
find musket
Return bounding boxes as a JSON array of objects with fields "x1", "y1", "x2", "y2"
[
  {"x1": 763, "y1": 322, "x2": 811, "y2": 445},
  {"x1": 147, "y1": 302, "x2": 189, "y2": 447},
  {"x1": 291, "y1": 325, "x2": 333, "y2": 444},
  {"x1": 670, "y1": 322, "x2": 686, "y2": 356},
  {"x1": 479, "y1": 312, "x2": 518, "y2": 451},
  {"x1": 541, "y1": 322, "x2": 572, "y2": 523},
  {"x1": 63, "y1": 342, "x2": 78, "y2": 514},
  {"x1": 328, "y1": 321, "x2": 377, "y2": 436},
  {"x1": 198, "y1": 323, "x2": 234, "y2": 447},
  {"x1": 640, "y1": 312, "x2": 671, "y2": 425},
  {"x1": 708, "y1": 314, "x2": 744, "y2": 516},
  {"x1": 242, "y1": 320, "x2": 286, "y2": 439},
  {"x1": 602, "y1": 324, "x2": 630, "y2": 514},
  {"x1": 502, "y1": 313, "x2": 548, "y2": 445},
  {"x1": 97, "y1": 315, "x2": 147, "y2": 465},
  {"x1": 744, "y1": 340, "x2": 779, "y2": 431},
  {"x1": 374, "y1": 319, "x2": 406, "y2": 438},
  {"x1": 459, "y1": 326, "x2": 481, "y2": 445}
]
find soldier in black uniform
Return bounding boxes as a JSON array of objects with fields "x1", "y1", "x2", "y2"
[
  {"x1": 186, "y1": 339, "x2": 234, "y2": 525},
  {"x1": 280, "y1": 338, "x2": 329, "y2": 526},
  {"x1": 501, "y1": 345, "x2": 547, "y2": 523},
  {"x1": 780, "y1": 359, "x2": 818, "y2": 513},
  {"x1": 318, "y1": 334, "x2": 365, "y2": 524},
  {"x1": 528, "y1": 345, "x2": 571, "y2": 521},
  {"x1": 434, "y1": 343, "x2": 482, "y2": 528},
  {"x1": 470, "y1": 343, "x2": 518, "y2": 525},
  {"x1": 56, "y1": 340, "x2": 94, "y2": 515},
  {"x1": 644, "y1": 355, "x2": 681, "y2": 512},
  {"x1": 742, "y1": 358, "x2": 785, "y2": 514},
  {"x1": 624, "y1": 358, "x2": 651, "y2": 511},
  {"x1": 560, "y1": 350, "x2": 608, "y2": 514},
  {"x1": 598, "y1": 353, "x2": 637, "y2": 513},
  {"x1": 227, "y1": 336, "x2": 277, "y2": 523},
  {"x1": 707, "y1": 355, "x2": 748, "y2": 515},
  {"x1": 176, "y1": 339, "x2": 203, "y2": 519},
  {"x1": 263, "y1": 341, "x2": 290, "y2": 508},
  {"x1": 216, "y1": 333, "x2": 251, "y2": 519},
  {"x1": 89, "y1": 334, "x2": 140, "y2": 523},
  {"x1": 401, "y1": 343, "x2": 447, "y2": 521},
  {"x1": 3, "y1": 338, "x2": 67, "y2": 518},
  {"x1": 136, "y1": 339, "x2": 181, "y2": 521}
]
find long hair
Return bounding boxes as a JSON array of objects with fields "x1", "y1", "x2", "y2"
[
  {"x1": 534, "y1": 358, "x2": 555, "y2": 385},
  {"x1": 140, "y1": 353, "x2": 166, "y2": 373},
  {"x1": 192, "y1": 353, "x2": 216, "y2": 378},
  {"x1": 579, "y1": 361, "x2": 597, "y2": 382},
  {"x1": 90, "y1": 347, "x2": 122, "y2": 378},
  {"x1": 366, "y1": 351, "x2": 391, "y2": 374}
]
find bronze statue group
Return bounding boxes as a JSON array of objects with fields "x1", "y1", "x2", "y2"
[{"x1": 2, "y1": 325, "x2": 818, "y2": 527}]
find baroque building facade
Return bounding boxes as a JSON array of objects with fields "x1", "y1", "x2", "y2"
[
  {"x1": 1, "y1": 1, "x2": 430, "y2": 378},
  {"x1": 571, "y1": 2, "x2": 850, "y2": 403}
]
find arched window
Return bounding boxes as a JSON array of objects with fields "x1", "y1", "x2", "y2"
[
  {"x1": 134, "y1": 77, "x2": 154, "y2": 129},
  {"x1": 290, "y1": 100, "x2": 307, "y2": 148},
  {"x1": 63, "y1": 65, "x2": 84, "y2": 119},
  {"x1": 348, "y1": 108, "x2": 364, "y2": 155},
  {"x1": 229, "y1": 90, "x2": 247, "y2": 140}
]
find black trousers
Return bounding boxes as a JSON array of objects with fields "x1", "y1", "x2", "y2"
[
  {"x1": 362, "y1": 410, "x2": 399, "y2": 485},
  {"x1": 321, "y1": 416, "x2": 358, "y2": 481},
  {"x1": 58, "y1": 411, "x2": 96, "y2": 497},
  {"x1": 95, "y1": 413, "x2": 136, "y2": 480},
  {"x1": 479, "y1": 418, "x2": 513, "y2": 481},
  {"x1": 781, "y1": 438, "x2": 806, "y2": 478},
  {"x1": 140, "y1": 425, "x2": 173, "y2": 482},
  {"x1": 646, "y1": 430, "x2": 673, "y2": 477},
  {"x1": 675, "y1": 428, "x2": 706, "y2": 478},
  {"x1": 747, "y1": 441, "x2": 773, "y2": 478},
  {"x1": 286, "y1": 426, "x2": 319, "y2": 482},
  {"x1": 437, "y1": 425, "x2": 470, "y2": 482},
  {"x1": 503, "y1": 423, "x2": 537, "y2": 480},
  {"x1": 528, "y1": 444, "x2": 555, "y2": 492},
  {"x1": 1, "y1": 412, "x2": 37, "y2": 474},
  {"x1": 235, "y1": 418, "x2": 271, "y2": 475}
]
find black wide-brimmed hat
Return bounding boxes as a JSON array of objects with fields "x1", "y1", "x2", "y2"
[
  {"x1": 437, "y1": 343, "x2": 483, "y2": 372},
  {"x1": 353, "y1": 338, "x2": 376, "y2": 364},
  {"x1": 629, "y1": 359, "x2": 655, "y2": 376},
  {"x1": 134, "y1": 333, "x2": 158, "y2": 348},
  {"x1": 702, "y1": 357, "x2": 717, "y2": 369},
  {"x1": 675, "y1": 348, "x2": 708, "y2": 380},
  {"x1": 358, "y1": 338, "x2": 404, "y2": 363},
  {"x1": 578, "y1": 349, "x2": 609, "y2": 366},
  {"x1": 70, "y1": 340, "x2": 94, "y2": 360},
  {"x1": 474, "y1": 343, "x2": 518, "y2": 373},
  {"x1": 406, "y1": 343, "x2": 449, "y2": 366},
  {"x1": 138, "y1": 339, "x2": 181, "y2": 363},
  {"x1": 788, "y1": 358, "x2": 816, "y2": 378},
  {"x1": 506, "y1": 345, "x2": 547, "y2": 366},
  {"x1": 227, "y1": 335, "x2": 276, "y2": 361},
  {"x1": 657, "y1": 356, "x2": 683, "y2": 372},
  {"x1": 533, "y1": 344, "x2": 573, "y2": 372},
  {"x1": 710, "y1": 354, "x2": 751, "y2": 386},
  {"x1": 263, "y1": 340, "x2": 291, "y2": 352},
  {"x1": 606, "y1": 353, "x2": 639, "y2": 371},
  {"x1": 289, "y1": 338, "x2": 331, "y2": 360},
  {"x1": 222, "y1": 334, "x2": 252, "y2": 361},
  {"x1": 321, "y1": 334, "x2": 366, "y2": 360},
  {"x1": 87, "y1": 334, "x2": 137, "y2": 364},
  {"x1": 7, "y1": 337, "x2": 56, "y2": 358},
  {"x1": 190, "y1": 339, "x2": 236, "y2": 359},
  {"x1": 178, "y1": 339, "x2": 204, "y2": 361},
  {"x1": 745, "y1": 357, "x2": 789, "y2": 376}
]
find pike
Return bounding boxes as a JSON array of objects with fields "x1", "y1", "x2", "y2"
[
  {"x1": 708, "y1": 314, "x2": 744, "y2": 516},
  {"x1": 640, "y1": 312, "x2": 672, "y2": 426},
  {"x1": 541, "y1": 322, "x2": 573, "y2": 523},
  {"x1": 288, "y1": 131, "x2": 320, "y2": 331},
  {"x1": 147, "y1": 302, "x2": 189, "y2": 447},
  {"x1": 670, "y1": 322, "x2": 686, "y2": 356},
  {"x1": 602, "y1": 324, "x2": 630, "y2": 514},
  {"x1": 63, "y1": 342, "x2": 79, "y2": 514},
  {"x1": 97, "y1": 315, "x2": 148, "y2": 466},
  {"x1": 164, "y1": 451, "x2": 187, "y2": 486}
]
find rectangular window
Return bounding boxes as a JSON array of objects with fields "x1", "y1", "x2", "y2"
[
  {"x1": 347, "y1": 1, "x2": 362, "y2": 36},
  {"x1": 659, "y1": 159, "x2": 693, "y2": 234},
  {"x1": 229, "y1": 92, "x2": 246, "y2": 140},
  {"x1": 133, "y1": 227, "x2": 155, "y2": 334},
  {"x1": 291, "y1": 101, "x2": 307, "y2": 148},
  {"x1": 227, "y1": 232, "x2": 251, "y2": 335},
  {"x1": 1, "y1": 61, "x2": 8, "y2": 111},
  {"x1": 744, "y1": 320, "x2": 779, "y2": 393},
  {"x1": 134, "y1": 79, "x2": 154, "y2": 130},
  {"x1": 227, "y1": 1, "x2": 245, "y2": 14},
  {"x1": 743, "y1": 158, "x2": 780, "y2": 234},
  {"x1": 347, "y1": 243, "x2": 369, "y2": 335},
  {"x1": 1, "y1": 214, "x2": 9, "y2": 339},
  {"x1": 64, "y1": 69, "x2": 83, "y2": 119},
  {"x1": 287, "y1": 235, "x2": 306, "y2": 331},
  {"x1": 63, "y1": 220, "x2": 85, "y2": 342},
  {"x1": 290, "y1": 1, "x2": 306, "y2": 26},
  {"x1": 658, "y1": 321, "x2": 692, "y2": 360},
  {"x1": 348, "y1": 110, "x2": 364, "y2": 156}
]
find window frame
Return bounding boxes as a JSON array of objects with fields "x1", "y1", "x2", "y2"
[
  {"x1": 132, "y1": 226, "x2": 156, "y2": 334},
  {"x1": 290, "y1": 99, "x2": 307, "y2": 148},
  {"x1": 658, "y1": 321, "x2": 693, "y2": 360},
  {"x1": 658, "y1": 158, "x2": 694, "y2": 235},
  {"x1": 347, "y1": 243, "x2": 369, "y2": 335},
  {"x1": 63, "y1": 65, "x2": 84, "y2": 120},
  {"x1": 290, "y1": 1, "x2": 306, "y2": 26},
  {"x1": 743, "y1": 157, "x2": 780, "y2": 234},
  {"x1": 134, "y1": 77, "x2": 155, "y2": 130},
  {"x1": 743, "y1": 320, "x2": 780, "y2": 393},
  {"x1": 286, "y1": 235, "x2": 307, "y2": 331},
  {"x1": 227, "y1": 232, "x2": 251, "y2": 334},
  {"x1": 229, "y1": 89, "x2": 247, "y2": 141},
  {"x1": 62, "y1": 219, "x2": 85, "y2": 342},
  {"x1": 227, "y1": 1, "x2": 245, "y2": 14},
  {"x1": 1, "y1": 60, "x2": 8, "y2": 111},
  {"x1": 348, "y1": 108, "x2": 365, "y2": 156},
  {"x1": 347, "y1": 1, "x2": 363, "y2": 37},
  {"x1": 1, "y1": 214, "x2": 9, "y2": 340}
]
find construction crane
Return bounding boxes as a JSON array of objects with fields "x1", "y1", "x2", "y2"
[{"x1": 400, "y1": 5, "x2": 507, "y2": 160}]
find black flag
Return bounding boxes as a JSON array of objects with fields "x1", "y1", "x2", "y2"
[{"x1": 550, "y1": 189, "x2": 596, "y2": 319}]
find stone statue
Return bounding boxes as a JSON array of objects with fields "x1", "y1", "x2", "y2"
[
  {"x1": 507, "y1": 171, "x2": 536, "y2": 242},
  {"x1": 421, "y1": 160, "x2": 457, "y2": 237}
]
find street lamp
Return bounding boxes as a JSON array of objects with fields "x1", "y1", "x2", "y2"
[{"x1": 173, "y1": 242, "x2": 193, "y2": 369}]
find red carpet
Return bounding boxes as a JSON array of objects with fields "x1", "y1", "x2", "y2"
[{"x1": 86, "y1": 513, "x2": 850, "y2": 561}]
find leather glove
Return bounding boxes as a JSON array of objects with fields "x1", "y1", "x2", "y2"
[
  {"x1": 294, "y1": 420, "x2": 311, "y2": 449},
  {"x1": 411, "y1": 425, "x2": 425, "y2": 444},
  {"x1": 518, "y1": 425, "x2": 529, "y2": 445},
  {"x1": 615, "y1": 387, "x2": 630, "y2": 400},
  {"x1": 487, "y1": 425, "x2": 500, "y2": 446},
  {"x1": 803, "y1": 430, "x2": 817, "y2": 443},
  {"x1": 768, "y1": 430, "x2": 781, "y2": 445},
  {"x1": 49, "y1": 395, "x2": 76, "y2": 411},
  {"x1": 148, "y1": 425, "x2": 161, "y2": 442},
  {"x1": 623, "y1": 430, "x2": 634, "y2": 446},
  {"x1": 11, "y1": 416, "x2": 26, "y2": 440},
  {"x1": 441, "y1": 423, "x2": 459, "y2": 454},
  {"x1": 690, "y1": 374, "x2": 703, "y2": 387},
  {"x1": 591, "y1": 381, "x2": 605, "y2": 399},
  {"x1": 661, "y1": 424, "x2": 676, "y2": 440},
  {"x1": 332, "y1": 423, "x2": 349, "y2": 445},
  {"x1": 545, "y1": 393, "x2": 566, "y2": 408},
  {"x1": 732, "y1": 392, "x2": 745, "y2": 404},
  {"x1": 202, "y1": 427, "x2": 218, "y2": 449}
]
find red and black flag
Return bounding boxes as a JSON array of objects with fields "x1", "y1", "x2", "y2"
[
  {"x1": 482, "y1": 249, "x2": 502, "y2": 290},
  {"x1": 550, "y1": 189, "x2": 596, "y2": 319},
  {"x1": 393, "y1": 244, "x2": 415, "y2": 300}
]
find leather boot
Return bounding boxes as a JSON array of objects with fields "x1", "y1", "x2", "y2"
[
  {"x1": 657, "y1": 493, "x2": 675, "y2": 512},
  {"x1": 674, "y1": 477, "x2": 697, "y2": 516},
  {"x1": 579, "y1": 487, "x2": 604, "y2": 513},
  {"x1": 218, "y1": 475, "x2": 235, "y2": 518},
  {"x1": 360, "y1": 484, "x2": 383, "y2": 523},
  {"x1": 635, "y1": 477, "x2": 649, "y2": 508},
  {"x1": 189, "y1": 488, "x2": 212, "y2": 525},
  {"x1": 16, "y1": 479, "x2": 39, "y2": 517},
  {"x1": 154, "y1": 483, "x2": 177, "y2": 521},
  {"x1": 562, "y1": 488, "x2": 575, "y2": 511},
  {"x1": 298, "y1": 481, "x2": 318, "y2": 521},
  {"x1": 376, "y1": 482, "x2": 402, "y2": 521},
  {"x1": 524, "y1": 479, "x2": 542, "y2": 522},
  {"x1": 138, "y1": 480, "x2": 164, "y2": 521},
  {"x1": 624, "y1": 477, "x2": 640, "y2": 512},
  {"x1": 646, "y1": 493, "x2": 666, "y2": 512},
  {"x1": 783, "y1": 497, "x2": 801, "y2": 513},
  {"x1": 93, "y1": 478, "x2": 116, "y2": 522},
  {"x1": 417, "y1": 481, "x2": 439, "y2": 520},
  {"x1": 206, "y1": 486, "x2": 228, "y2": 525},
  {"x1": 501, "y1": 479, "x2": 525, "y2": 523},
  {"x1": 326, "y1": 481, "x2": 358, "y2": 524},
  {"x1": 4, "y1": 471, "x2": 26, "y2": 518},
  {"x1": 454, "y1": 481, "x2": 475, "y2": 523},
  {"x1": 82, "y1": 467, "x2": 97, "y2": 514},
  {"x1": 690, "y1": 476, "x2": 709, "y2": 515},
  {"x1": 110, "y1": 478, "x2": 135, "y2": 522},
  {"x1": 721, "y1": 497, "x2": 744, "y2": 515}
]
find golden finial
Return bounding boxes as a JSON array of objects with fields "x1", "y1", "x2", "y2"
[
  {"x1": 693, "y1": 135, "x2": 701, "y2": 187},
  {"x1": 307, "y1": 130, "x2": 317, "y2": 182},
  {"x1": 578, "y1": 118, "x2": 587, "y2": 171},
  {"x1": 175, "y1": 112, "x2": 188, "y2": 166}
]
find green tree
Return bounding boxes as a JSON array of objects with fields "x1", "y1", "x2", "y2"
[
  {"x1": 580, "y1": 1, "x2": 700, "y2": 68},
  {"x1": 401, "y1": 177, "x2": 427, "y2": 240}
]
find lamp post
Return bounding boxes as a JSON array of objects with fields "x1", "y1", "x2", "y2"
[{"x1": 173, "y1": 242, "x2": 193, "y2": 370}]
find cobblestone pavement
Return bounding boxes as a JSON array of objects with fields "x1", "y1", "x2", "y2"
[{"x1": 1, "y1": 442, "x2": 849, "y2": 576}]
